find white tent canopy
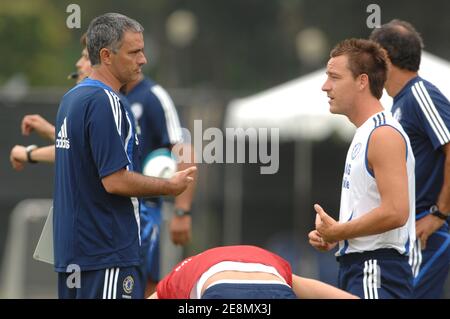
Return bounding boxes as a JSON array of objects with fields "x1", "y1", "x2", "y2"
[{"x1": 224, "y1": 51, "x2": 450, "y2": 141}]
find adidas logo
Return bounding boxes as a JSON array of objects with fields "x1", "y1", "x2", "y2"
[{"x1": 56, "y1": 117, "x2": 70, "y2": 149}]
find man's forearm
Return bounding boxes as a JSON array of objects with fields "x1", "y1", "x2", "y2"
[
  {"x1": 292, "y1": 275, "x2": 358, "y2": 299},
  {"x1": 437, "y1": 144, "x2": 450, "y2": 213},
  {"x1": 335, "y1": 205, "x2": 407, "y2": 241},
  {"x1": 48, "y1": 128, "x2": 56, "y2": 142},
  {"x1": 31, "y1": 145, "x2": 55, "y2": 163},
  {"x1": 103, "y1": 169, "x2": 174, "y2": 197}
]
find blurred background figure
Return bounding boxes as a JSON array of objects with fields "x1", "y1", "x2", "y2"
[
  {"x1": 370, "y1": 20, "x2": 450, "y2": 299},
  {"x1": 124, "y1": 72, "x2": 198, "y2": 298},
  {"x1": 9, "y1": 33, "x2": 91, "y2": 169}
]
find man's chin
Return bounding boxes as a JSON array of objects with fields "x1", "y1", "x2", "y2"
[
  {"x1": 122, "y1": 74, "x2": 139, "y2": 85},
  {"x1": 131, "y1": 72, "x2": 142, "y2": 81},
  {"x1": 329, "y1": 105, "x2": 341, "y2": 115}
]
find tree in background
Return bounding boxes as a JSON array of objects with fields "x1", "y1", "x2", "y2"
[{"x1": 0, "y1": 0, "x2": 72, "y2": 86}]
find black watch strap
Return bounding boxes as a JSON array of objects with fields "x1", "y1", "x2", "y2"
[
  {"x1": 26, "y1": 145, "x2": 38, "y2": 164},
  {"x1": 430, "y1": 205, "x2": 449, "y2": 221},
  {"x1": 174, "y1": 209, "x2": 191, "y2": 217}
]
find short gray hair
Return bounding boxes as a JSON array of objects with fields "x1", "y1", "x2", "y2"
[{"x1": 87, "y1": 13, "x2": 144, "y2": 66}]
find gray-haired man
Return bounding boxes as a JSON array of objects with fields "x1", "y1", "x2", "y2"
[{"x1": 53, "y1": 13, "x2": 196, "y2": 299}]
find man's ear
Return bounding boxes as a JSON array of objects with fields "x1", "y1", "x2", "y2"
[
  {"x1": 359, "y1": 73, "x2": 369, "y2": 91},
  {"x1": 99, "y1": 48, "x2": 113, "y2": 65}
]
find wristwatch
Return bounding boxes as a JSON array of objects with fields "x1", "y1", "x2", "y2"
[
  {"x1": 430, "y1": 205, "x2": 449, "y2": 221},
  {"x1": 174, "y1": 209, "x2": 191, "y2": 217},
  {"x1": 26, "y1": 145, "x2": 38, "y2": 164}
]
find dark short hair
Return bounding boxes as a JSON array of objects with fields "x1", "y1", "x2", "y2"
[
  {"x1": 369, "y1": 19, "x2": 424, "y2": 72},
  {"x1": 330, "y1": 38, "x2": 388, "y2": 99},
  {"x1": 87, "y1": 13, "x2": 144, "y2": 66}
]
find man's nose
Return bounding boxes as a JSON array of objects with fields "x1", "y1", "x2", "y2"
[
  {"x1": 321, "y1": 81, "x2": 330, "y2": 92},
  {"x1": 76, "y1": 58, "x2": 83, "y2": 68},
  {"x1": 138, "y1": 52, "x2": 147, "y2": 66}
]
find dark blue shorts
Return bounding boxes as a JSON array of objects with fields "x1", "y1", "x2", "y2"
[
  {"x1": 140, "y1": 203, "x2": 161, "y2": 283},
  {"x1": 58, "y1": 266, "x2": 144, "y2": 299},
  {"x1": 409, "y1": 223, "x2": 450, "y2": 299},
  {"x1": 201, "y1": 282, "x2": 297, "y2": 299},
  {"x1": 337, "y1": 249, "x2": 413, "y2": 299}
]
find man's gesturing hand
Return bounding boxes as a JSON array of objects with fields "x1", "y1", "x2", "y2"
[{"x1": 168, "y1": 166, "x2": 197, "y2": 196}]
